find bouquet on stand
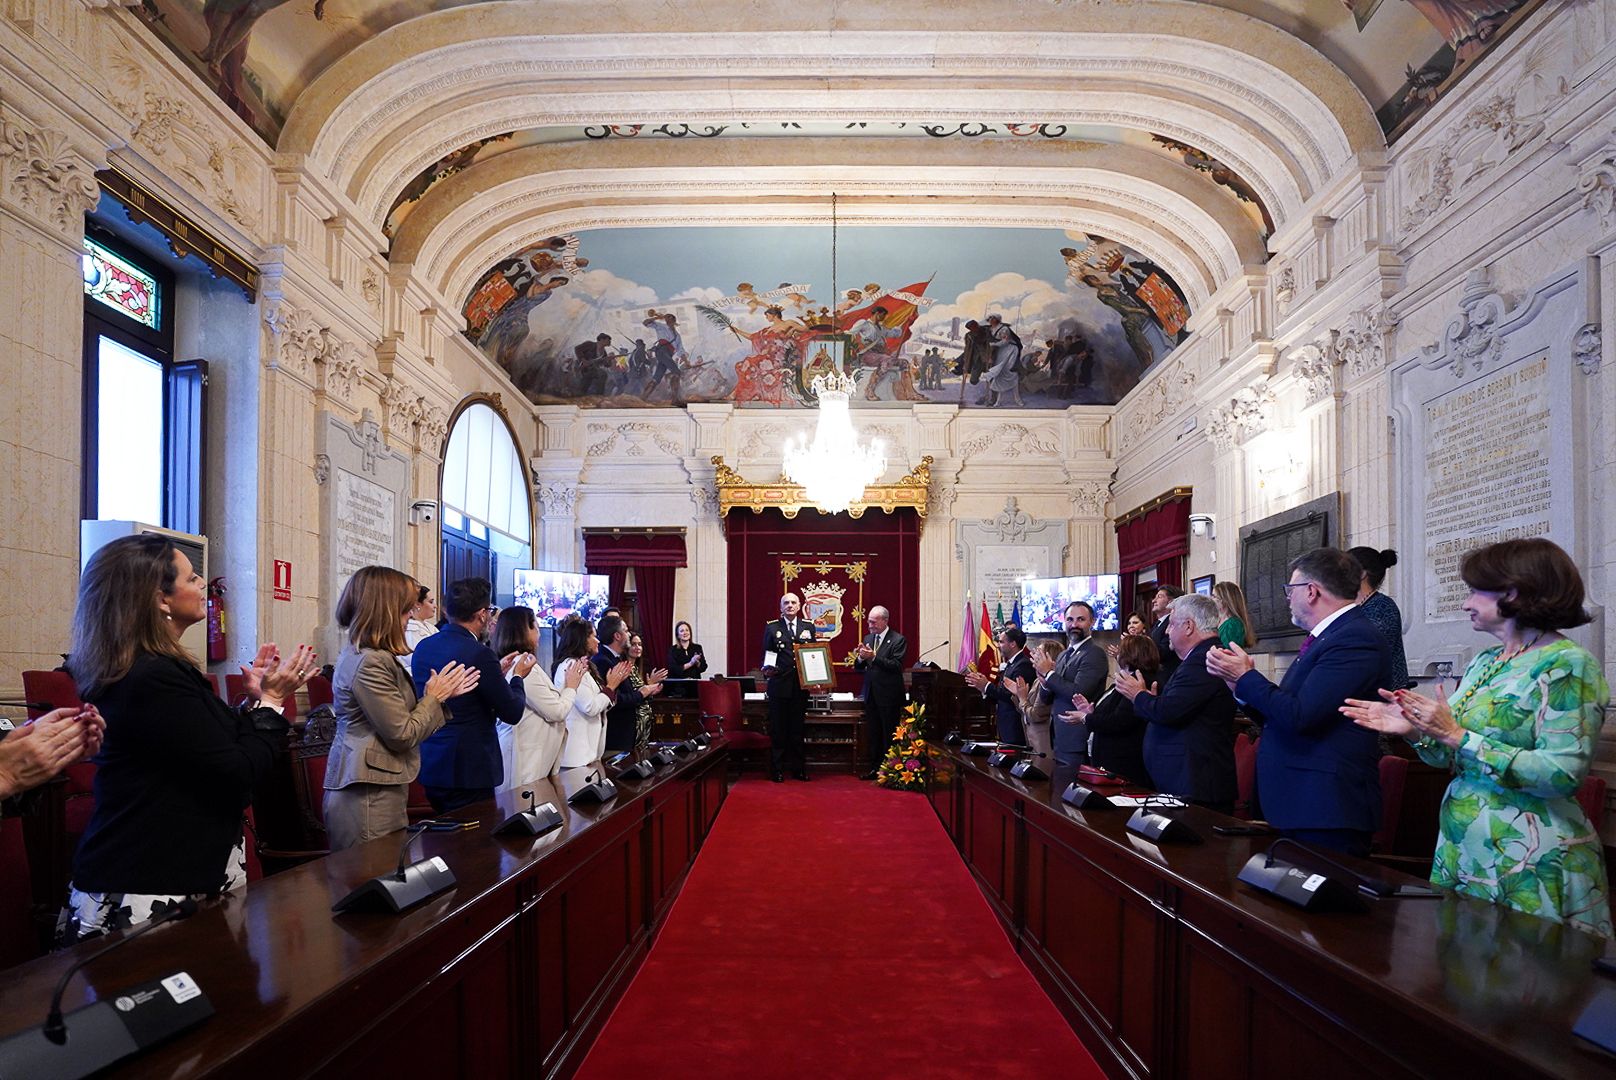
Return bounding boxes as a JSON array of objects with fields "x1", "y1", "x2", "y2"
[{"x1": 876, "y1": 703, "x2": 928, "y2": 791}]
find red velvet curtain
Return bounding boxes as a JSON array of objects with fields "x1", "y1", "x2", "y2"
[
  {"x1": 585, "y1": 533, "x2": 687, "y2": 667},
  {"x1": 1117, "y1": 495, "x2": 1191, "y2": 617},
  {"x1": 724, "y1": 509, "x2": 921, "y2": 689}
]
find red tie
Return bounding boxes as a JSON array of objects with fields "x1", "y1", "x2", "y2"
[{"x1": 1298, "y1": 634, "x2": 1316, "y2": 658}]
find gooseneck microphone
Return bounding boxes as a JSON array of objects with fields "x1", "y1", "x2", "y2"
[
  {"x1": 914, "y1": 639, "x2": 951, "y2": 665},
  {"x1": 522, "y1": 788, "x2": 538, "y2": 813},
  {"x1": 45, "y1": 898, "x2": 200, "y2": 1044},
  {"x1": 394, "y1": 823, "x2": 429, "y2": 883}
]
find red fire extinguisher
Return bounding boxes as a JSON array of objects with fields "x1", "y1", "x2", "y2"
[{"x1": 207, "y1": 577, "x2": 227, "y2": 663}]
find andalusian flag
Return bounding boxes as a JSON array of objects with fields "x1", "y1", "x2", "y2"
[
  {"x1": 995, "y1": 598, "x2": 1006, "y2": 627},
  {"x1": 976, "y1": 601, "x2": 998, "y2": 674},
  {"x1": 958, "y1": 599, "x2": 975, "y2": 673}
]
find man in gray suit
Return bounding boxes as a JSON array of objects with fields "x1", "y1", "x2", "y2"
[
  {"x1": 1036, "y1": 600, "x2": 1109, "y2": 767},
  {"x1": 854, "y1": 605, "x2": 908, "y2": 779}
]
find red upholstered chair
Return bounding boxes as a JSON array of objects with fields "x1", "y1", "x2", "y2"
[
  {"x1": 305, "y1": 675, "x2": 334, "y2": 712},
  {"x1": 1374, "y1": 754, "x2": 1409, "y2": 854},
  {"x1": 697, "y1": 677, "x2": 769, "y2": 771},
  {"x1": 1232, "y1": 733, "x2": 1259, "y2": 820},
  {"x1": 21, "y1": 669, "x2": 96, "y2": 834},
  {"x1": 407, "y1": 780, "x2": 435, "y2": 822},
  {"x1": 0, "y1": 815, "x2": 38, "y2": 968},
  {"x1": 1578, "y1": 775, "x2": 1607, "y2": 831}
]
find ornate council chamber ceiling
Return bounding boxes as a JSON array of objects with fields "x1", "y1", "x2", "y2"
[
  {"x1": 138, "y1": 0, "x2": 1541, "y2": 146},
  {"x1": 462, "y1": 225, "x2": 1192, "y2": 410}
]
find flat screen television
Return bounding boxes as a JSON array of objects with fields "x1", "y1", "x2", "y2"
[
  {"x1": 1019, "y1": 575, "x2": 1122, "y2": 632},
  {"x1": 512, "y1": 569, "x2": 610, "y2": 628}
]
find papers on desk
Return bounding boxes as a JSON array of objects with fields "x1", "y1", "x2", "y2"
[
  {"x1": 1107, "y1": 794, "x2": 1186, "y2": 809},
  {"x1": 742, "y1": 692, "x2": 767, "y2": 701},
  {"x1": 829, "y1": 692, "x2": 855, "y2": 701}
]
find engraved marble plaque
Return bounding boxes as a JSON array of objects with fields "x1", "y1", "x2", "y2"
[
  {"x1": 955, "y1": 498, "x2": 1067, "y2": 618},
  {"x1": 335, "y1": 468, "x2": 397, "y2": 581},
  {"x1": 316, "y1": 410, "x2": 411, "y2": 658}
]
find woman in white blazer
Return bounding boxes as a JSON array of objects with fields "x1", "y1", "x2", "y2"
[
  {"x1": 553, "y1": 617, "x2": 629, "y2": 769},
  {"x1": 492, "y1": 607, "x2": 587, "y2": 786}
]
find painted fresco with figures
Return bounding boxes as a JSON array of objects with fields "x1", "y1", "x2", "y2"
[{"x1": 462, "y1": 225, "x2": 1193, "y2": 409}]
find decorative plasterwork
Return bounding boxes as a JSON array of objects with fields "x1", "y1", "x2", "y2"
[
  {"x1": 321, "y1": 337, "x2": 365, "y2": 408},
  {"x1": 1574, "y1": 324, "x2": 1602, "y2": 376},
  {"x1": 1577, "y1": 135, "x2": 1616, "y2": 234},
  {"x1": 585, "y1": 421, "x2": 684, "y2": 458},
  {"x1": 1273, "y1": 266, "x2": 1296, "y2": 317},
  {"x1": 1422, "y1": 268, "x2": 1507, "y2": 378},
  {"x1": 1069, "y1": 481, "x2": 1109, "y2": 519},
  {"x1": 926, "y1": 480, "x2": 958, "y2": 519},
  {"x1": 534, "y1": 481, "x2": 578, "y2": 517},
  {"x1": 1206, "y1": 379, "x2": 1276, "y2": 452},
  {"x1": 958, "y1": 423, "x2": 1060, "y2": 459},
  {"x1": 419, "y1": 405, "x2": 451, "y2": 454},
  {"x1": 688, "y1": 483, "x2": 720, "y2": 519},
  {"x1": 712, "y1": 454, "x2": 932, "y2": 532},
  {"x1": 1337, "y1": 305, "x2": 1398, "y2": 379},
  {"x1": 0, "y1": 114, "x2": 99, "y2": 239},
  {"x1": 1289, "y1": 339, "x2": 1336, "y2": 404},
  {"x1": 380, "y1": 377, "x2": 424, "y2": 440},
  {"x1": 982, "y1": 497, "x2": 1036, "y2": 543},
  {"x1": 1118, "y1": 362, "x2": 1197, "y2": 452},
  {"x1": 263, "y1": 301, "x2": 327, "y2": 384},
  {"x1": 312, "y1": 453, "x2": 331, "y2": 486}
]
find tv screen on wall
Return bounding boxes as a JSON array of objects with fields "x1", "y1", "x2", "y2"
[
  {"x1": 1019, "y1": 575, "x2": 1122, "y2": 632},
  {"x1": 512, "y1": 569, "x2": 610, "y2": 628}
]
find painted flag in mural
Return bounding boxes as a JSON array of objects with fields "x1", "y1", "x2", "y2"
[
  {"x1": 977, "y1": 602, "x2": 998, "y2": 675},
  {"x1": 836, "y1": 279, "x2": 932, "y2": 355},
  {"x1": 958, "y1": 599, "x2": 975, "y2": 673},
  {"x1": 1135, "y1": 273, "x2": 1190, "y2": 336}
]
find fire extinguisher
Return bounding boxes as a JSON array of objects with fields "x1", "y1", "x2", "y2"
[{"x1": 207, "y1": 577, "x2": 227, "y2": 664}]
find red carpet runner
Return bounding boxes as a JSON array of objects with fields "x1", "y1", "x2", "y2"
[{"x1": 576, "y1": 775, "x2": 1105, "y2": 1079}]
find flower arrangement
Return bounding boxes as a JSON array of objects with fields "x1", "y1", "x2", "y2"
[{"x1": 876, "y1": 703, "x2": 928, "y2": 791}]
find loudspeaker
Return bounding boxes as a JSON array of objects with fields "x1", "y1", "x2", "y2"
[
  {"x1": 493, "y1": 802, "x2": 565, "y2": 837},
  {"x1": 1061, "y1": 781, "x2": 1112, "y2": 809},
  {"x1": 1237, "y1": 853, "x2": 1368, "y2": 912},
  {"x1": 332, "y1": 857, "x2": 457, "y2": 913},
  {"x1": 1125, "y1": 808, "x2": 1202, "y2": 845}
]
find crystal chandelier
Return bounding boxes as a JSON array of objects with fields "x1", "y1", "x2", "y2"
[{"x1": 783, "y1": 369, "x2": 887, "y2": 512}]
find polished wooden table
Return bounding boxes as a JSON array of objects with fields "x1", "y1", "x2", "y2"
[
  {"x1": 926, "y1": 742, "x2": 1616, "y2": 1079},
  {"x1": 0, "y1": 742, "x2": 729, "y2": 1078}
]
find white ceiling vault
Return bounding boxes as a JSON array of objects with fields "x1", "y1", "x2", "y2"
[{"x1": 208, "y1": 1, "x2": 1396, "y2": 314}]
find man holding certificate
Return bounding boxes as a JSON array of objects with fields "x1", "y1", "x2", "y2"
[{"x1": 762, "y1": 591, "x2": 818, "y2": 783}]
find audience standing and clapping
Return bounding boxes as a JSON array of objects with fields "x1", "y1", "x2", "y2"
[
  {"x1": 398, "y1": 585, "x2": 440, "y2": 672},
  {"x1": 1034, "y1": 601, "x2": 1108, "y2": 767},
  {"x1": 0, "y1": 706, "x2": 103, "y2": 802},
  {"x1": 493, "y1": 606, "x2": 588, "y2": 788},
  {"x1": 1146, "y1": 585, "x2": 1185, "y2": 686},
  {"x1": 667, "y1": 621, "x2": 707, "y2": 680},
  {"x1": 1349, "y1": 546, "x2": 1410, "y2": 692},
  {"x1": 556, "y1": 618, "x2": 629, "y2": 769},
  {"x1": 1064, "y1": 632, "x2": 1158, "y2": 787},
  {"x1": 966, "y1": 625, "x2": 1035, "y2": 748},
  {"x1": 625, "y1": 632, "x2": 664, "y2": 750},
  {"x1": 1212, "y1": 581, "x2": 1257, "y2": 649}
]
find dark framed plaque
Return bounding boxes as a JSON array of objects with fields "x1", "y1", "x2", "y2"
[{"x1": 1237, "y1": 493, "x2": 1339, "y2": 653}]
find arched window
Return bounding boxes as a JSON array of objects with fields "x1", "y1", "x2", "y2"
[{"x1": 439, "y1": 401, "x2": 532, "y2": 602}]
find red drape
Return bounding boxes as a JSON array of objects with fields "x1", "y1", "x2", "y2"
[
  {"x1": 585, "y1": 533, "x2": 687, "y2": 667},
  {"x1": 725, "y1": 509, "x2": 921, "y2": 690},
  {"x1": 1117, "y1": 496, "x2": 1190, "y2": 618}
]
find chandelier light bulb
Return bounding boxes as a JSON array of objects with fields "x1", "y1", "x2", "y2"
[{"x1": 782, "y1": 370, "x2": 886, "y2": 513}]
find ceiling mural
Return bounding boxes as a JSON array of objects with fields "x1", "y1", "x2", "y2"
[
  {"x1": 138, "y1": 2, "x2": 1540, "y2": 148},
  {"x1": 461, "y1": 225, "x2": 1193, "y2": 410},
  {"x1": 383, "y1": 124, "x2": 1276, "y2": 243}
]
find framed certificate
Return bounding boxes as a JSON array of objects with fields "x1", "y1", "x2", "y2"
[{"x1": 794, "y1": 644, "x2": 834, "y2": 689}]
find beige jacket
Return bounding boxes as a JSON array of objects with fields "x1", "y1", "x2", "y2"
[{"x1": 324, "y1": 646, "x2": 445, "y2": 790}]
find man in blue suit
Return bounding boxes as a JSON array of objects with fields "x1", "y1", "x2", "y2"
[
  {"x1": 1035, "y1": 600, "x2": 1109, "y2": 766},
  {"x1": 412, "y1": 577, "x2": 533, "y2": 813},
  {"x1": 1207, "y1": 548, "x2": 1392, "y2": 856},
  {"x1": 1117, "y1": 593, "x2": 1237, "y2": 811},
  {"x1": 966, "y1": 625, "x2": 1036, "y2": 746}
]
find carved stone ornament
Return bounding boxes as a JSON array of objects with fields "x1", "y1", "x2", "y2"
[
  {"x1": 535, "y1": 481, "x2": 578, "y2": 517},
  {"x1": 926, "y1": 480, "x2": 958, "y2": 519},
  {"x1": 1119, "y1": 362, "x2": 1197, "y2": 451},
  {"x1": 360, "y1": 269, "x2": 382, "y2": 309},
  {"x1": 1574, "y1": 323, "x2": 1602, "y2": 376},
  {"x1": 319, "y1": 337, "x2": 365, "y2": 407},
  {"x1": 1423, "y1": 267, "x2": 1507, "y2": 377},
  {"x1": 0, "y1": 116, "x2": 100, "y2": 236},
  {"x1": 263, "y1": 301, "x2": 327, "y2": 382},
  {"x1": 1575, "y1": 136, "x2": 1616, "y2": 234},
  {"x1": 1207, "y1": 380, "x2": 1276, "y2": 452},
  {"x1": 689, "y1": 484, "x2": 720, "y2": 519},
  {"x1": 586, "y1": 421, "x2": 683, "y2": 458},
  {"x1": 958, "y1": 423, "x2": 1060, "y2": 458},
  {"x1": 380, "y1": 377, "x2": 423, "y2": 440},
  {"x1": 419, "y1": 405, "x2": 451, "y2": 450},
  {"x1": 985, "y1": 497, "x2": 1034, "y2": 543},
  {"x1": 313, "y1": 453, "x2": 331, "y2": 486},
  {"x1": 739, "y1": 423, "x2": 793, "y2": 459},
  {"x1": 1337, "y1": 306, "x2": 1396, "y2": 379},
  {"x1": 1274, "y1": 266, "x2": 1296, "y2": 316},
  {"x1": 353, "y1": 408, "x2": 385, "y2": 475},
  {"x1": 1290, "y1": 340, "x2": 1336, "y2": 404},
  {"x1": 1069, "y1": 481, "x2": 1108, "y2": 518}
]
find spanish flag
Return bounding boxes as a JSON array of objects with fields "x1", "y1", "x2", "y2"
[
  {"x1": 836, "y1": 279, "x2": 932, "y2": 354},
  {"x1": 976, "y1": 601, "x2": 998, "y2": 675}
]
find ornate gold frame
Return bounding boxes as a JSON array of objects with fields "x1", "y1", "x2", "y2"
[{"x1": 711, "y1": 454, "x2": 933, "y2": 534}]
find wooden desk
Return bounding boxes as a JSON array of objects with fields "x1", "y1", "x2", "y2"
[
  {"x1": 0, "y1": 743, "x2": 729, "y2": 1079},
  {"x1": 926, "y1": 743, "x2": 1616, "y2": 1080}
]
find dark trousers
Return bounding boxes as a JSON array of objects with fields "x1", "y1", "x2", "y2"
[
  {"x1": 768, "y1": 692, "x2": 808, "y2": 774},
  {"x1": 863, "y1": 696, "x2": 903, "y2": 771},
  {"x1": 1282, "y1": 827, "x2": 1373, "y2": 859},
  {"x1": 424, "y1": 784, "x2": 492, "y2": 815}
]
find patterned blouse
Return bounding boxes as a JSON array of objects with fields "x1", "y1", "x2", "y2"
[
  {"x1": 1413, "y1": 638, "x2": 1611, "y2": 938},
  {"x1": 628, "y1": 669, "x2": 654, "y2": 749},
  {"x1": 1359, "y1": 590, "x2": 1409, "y2": 691}
]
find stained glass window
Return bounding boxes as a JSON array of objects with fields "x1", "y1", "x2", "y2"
[{"x1": 82, "y1": 237, "x2": 159, "y2": 329}]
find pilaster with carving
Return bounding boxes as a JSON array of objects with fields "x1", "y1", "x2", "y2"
[
  {"x1": 1336, "y1": 305, "x2": 1398, "y2": 383},
  {"x1": 0, "y1": 109, "x2": 100, "y2": 244},
  {"x1": 1289, "y1": 339, "x2": 1338, "y2": 405},
  {"x1": 262, "y1": 300, "x2": 325, "y2": 388}
]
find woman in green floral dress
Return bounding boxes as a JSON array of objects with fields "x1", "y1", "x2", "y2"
[{"x1": 1344, "y1": 538, "x2": 1611, "y2": 938}]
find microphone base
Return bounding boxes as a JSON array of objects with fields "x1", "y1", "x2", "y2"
[
  {"x1": 332, "y1": 856, "x2": 457, "y2": 914},
  {"x1": 0, "y1": 973, "x2": 213, "y2": 1080},
  {"x1": 986, "y1": 751, "x2": 1016, "y2": 769},
  {"x1": 615, "y1": 760, "x2": 656, "y2": 782},
  {"x1": 650, "y1": 749, "x2": 678, "y2": 768},
  {"x1": 1237, "y1": 853, "x2": 1368, "y2": 913},
  {"x1": 960, "y1": 741, "x2": 993, "y2": 756},
  {"x1": 493, "y1": 802, "x2": 565, "y2": 837},
  {"x1": 1009, "y1": 760, "x2": 1048, "y2": 782},
  {"x1": 1061, "y1": 781, "x2": 1112, "y2": 809},
  {"x1": 1126, "y1": 808, "x2": 1202, "y2": 845},
  {"x1": 567, "y1": 778, "x2": 618, "y2": 805},
  {"x1": 681, "y1": 737, "x2": 703, "y2": 753}
]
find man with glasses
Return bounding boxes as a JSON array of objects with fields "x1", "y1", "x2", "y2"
[
  {"x1": 413, "y1": 577, "x2": 534, "y2": 813},
  {"x1": 1206, "y1": 548, "x2": 1391, "y2": 855}
]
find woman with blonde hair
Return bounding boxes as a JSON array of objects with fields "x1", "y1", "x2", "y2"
[
  {"x1": 1212, "y1": 581, "x2": 1257, "y2": 649},
  {"x1": 60, "y1": 534, "x2": 314, "y2": 944},
  {"x1": 324, "y1": 566, "x2": 479, "y2": 850}
]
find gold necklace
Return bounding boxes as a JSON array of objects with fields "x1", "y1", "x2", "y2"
[{"x1": 1451, "y1": 631, "x2": 1545, "y2": 717}]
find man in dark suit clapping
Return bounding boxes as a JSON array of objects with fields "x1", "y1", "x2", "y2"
[
  {"x1": 967, "y1": 625, "x2": 1036, "y2": 747},
  {"x1": 1147, "y1": 584, "x2": 1185, "y2": 687},
  {"x1": 413, "y1": 578, "x2": 532, "y2": 813},
  {"x1": 762, "y1": 592, "x2": 817, "y2": 783},
  {"x1": 1117, "y1": 592, "x2": 1236, "y2": 812},
  {"x1": 854, "y1": 605, "x2": 908, "y2": 779},
  {"x1": 1035, "y1": 600, "x2": 1109, "y2": 767},
  {"x1": 1206, "y1": 548, "x2": 1391, "y2": 855}
]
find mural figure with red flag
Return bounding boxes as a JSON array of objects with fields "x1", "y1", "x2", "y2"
[{"x1": 836, "y1": 280, "x2": 932, "y2": 402}]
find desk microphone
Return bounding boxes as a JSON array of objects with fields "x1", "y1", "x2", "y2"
[
  {"x1": 332, "y1": 822, "x2": 456, "y2": 914},
  {"x1": 1236, "y1": 837, "x2": 1373, "y2": 911},
  {"x1": 568, "y1": 766, "x2": 618, "y2": 806},
  {"x1": 495, "y1": 788, "x2": 566, "y2": 837},
  {"x1": 1005, "y1": 749, "x2": 1050, "y2": 782},
  {"x1": 914, "y1": 639, "x2": 951, "y2": 666},
  {"x1": 44, "y1": 899, "x2": 199, "y2": 1044},
  {"x1": 394, "y1": 823, "x2": 428, "y2": 882}
]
